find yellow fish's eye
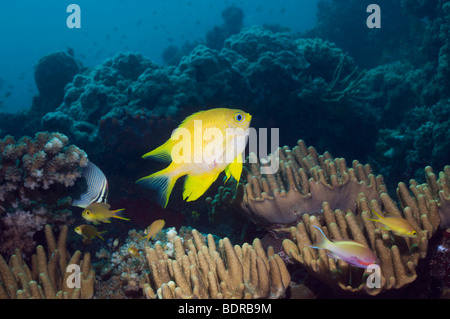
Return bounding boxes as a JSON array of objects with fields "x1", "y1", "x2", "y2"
[
  {"x1": 86, "y1": 210, "x2": 90, "y2": 215},
  {"x1": 234, "y1": 112, "x2": 244, "y2": 122}
]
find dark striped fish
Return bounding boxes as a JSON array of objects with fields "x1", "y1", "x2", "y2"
[{"x1": 72, "y1": 161, "x2": 108, "y2": 208}]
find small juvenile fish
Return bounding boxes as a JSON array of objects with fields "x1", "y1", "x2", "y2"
[
  {"x1": 128, "y1": 246, "x2": 139, "y2": 257},
  {"x1": 82, "y1": 202, "x2": 129, "y2": 225},
  {"x1": 309, "y1": 225, "x2": 378, "y2": 268},
  {"x1": 367, "y1": 210, "x2": 418, "y2": 238},
  {"x1": 140, "y1": 219, "x2": 165, "y2": 242},
  {"x1": 75, "y1": 224, "x2": 107, "y2": 241}
]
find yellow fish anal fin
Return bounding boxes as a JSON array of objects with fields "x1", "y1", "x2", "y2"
[
  {"x1": 136, "y1": 167, "x2": 180, "y2": 208},
  {"x1": 224, "y1": 153, "x2": 243, "y2": 185},
  {"x1": 183, "y1": 172, "x2": 221, "y2": 202}
]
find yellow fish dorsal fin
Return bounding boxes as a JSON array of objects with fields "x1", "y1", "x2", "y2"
[
  {"x1": 178, "y1": 109, "x2": 207, "y2": 128},
  {"x1": 370, "y1": 210, "x2": 384, "y2": 220},
  {"x1": 92, "y1": 202, "x2": 110, "y2": 209},
  {"x1": 183, "y1": 172, "x2": 221, "y2": 202},
  {"x1": 142, "y1": 140, "x2": 173, "y2": 162},
  {"x1": 224, "y1": 153, "x2": 243, "y2": 185},
  {"x1": 142, "y1": 110, "x2": 207, "y2": 161}
]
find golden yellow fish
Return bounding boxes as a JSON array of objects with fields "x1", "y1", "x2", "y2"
[
  {"x1": 81, "y1": 202, "x2": 129, "y2": 225},
  {"x1": 137, "y1": 108, "x2": 252, "y2": 207},
  {"x1": 140, "y1": 219, "x2": 165, "y2": 243},
  {"x1": 74, "y1": 224, "x2": 107, "y2": 241},
  {"x1": 367, "y1": 210, "x2": 418, "y2": 238}
]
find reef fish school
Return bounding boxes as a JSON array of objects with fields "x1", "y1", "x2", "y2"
[{"x1": 177, "y1": 303, "x2": 272, "y2": 316}]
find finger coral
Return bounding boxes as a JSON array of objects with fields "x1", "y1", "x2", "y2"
[
  {"x1": 0, "y1": 225, "x2": 95, "y2": 299},
  {"x1": 282, "y1": 186, "x2": 440, "y2": 295},
  {"x1": 142, "y1": 228, "x2": 290, "y2": 299},
  {"x1": 207, "y1": 139, "x2": 450, "y2": 295},
  {"x1": 0, "y1": 132, "x2": 88, "y2": 255}
]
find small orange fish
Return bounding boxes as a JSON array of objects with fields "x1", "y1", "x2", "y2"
[
  {"x1": 367, "y1": 210, "x2": 418, "y2": 238},
  {"x1": 140, "y1": 219, "x2": 165, "y2": 243}
]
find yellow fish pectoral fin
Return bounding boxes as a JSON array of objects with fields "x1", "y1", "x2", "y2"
[
  {"x1": 183, "y1": 172, "x2": 221, "y2": 202},
  {"x1": 224, "y1": 154, "x2": 243, "y2": 185},
  {"x1": 136, "y1": 167, "x2": 180, "y2": 208}
]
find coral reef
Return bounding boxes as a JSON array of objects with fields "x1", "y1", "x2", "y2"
[
  {"x1": 94, "y1": 226, "x2": 179, "y2": 298},
  {"x1": 33, "y1": 51, "x2": 81, "y2": 115},
  {"x1": 92, "y1": 226, "x2": 289, "y2": 299},
  {"x1": 0, "y1": 132, "x2": 88, "y2": 255},
  {"x1": 0, "y1": 25, "x2": 377, "y2": 170},
  {"x1": 208, "y1": 139, "x2": 449, "y2": 295},
  {"x1": 282, "y1": 189, "x2": 439, "y2": 295},
  {"x1": 0, "y1": 225, "x2": 94, "y2": 299},
  {"x1": 142, "y1": 228, "x2": 290, "y2": 299},
  {"x1": 208, "y1": 140, "x2": 384, "y2": 227}
]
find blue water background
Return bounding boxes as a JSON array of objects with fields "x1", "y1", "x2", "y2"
[{"x1": 0, "y1": 0, "x2": 318, "y2": 113}]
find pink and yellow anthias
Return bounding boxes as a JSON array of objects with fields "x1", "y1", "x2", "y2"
[{"x1": 309, "y1": 225, "x2": 378, "y2": 268}]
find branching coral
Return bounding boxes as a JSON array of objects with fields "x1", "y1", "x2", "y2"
[
  {"x1": 0, "y1": 132, "x2": 88, "y2": 255},
  {"x1": 142, "y1": 228, "x2": 290, "y2": 299},
  {"x1": 0, "y1": 225, "x2": 95, "y2": 299},
  {"x1": 320, "y1": 53, "x2": 366, "y2": 102}
]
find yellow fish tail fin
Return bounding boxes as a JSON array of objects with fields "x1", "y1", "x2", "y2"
[
  {"x1": 110, "y1": 208, "x2": 130, "y2": 221},
  {"x1": 310, "y1": 225, "x2": 331, "y2": 249},
  {"x1": 112, "y1": 215, "x2": 130, "y2": 221},
  {"x1": 136, "y1": 168, "x2": 180, "y2": 208},
  {"x1": 183, "y1": 172, "x2": 221, "y2": 202},
  {"x1": 98, "y1": 231, "x2": 107, "y2": 241},
  {"x1": 142, "y1": 141, "x2": 173, "y2": 162},
  {"x1": 111, "y1": 208, "x2": 125, "y2": 214}
]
